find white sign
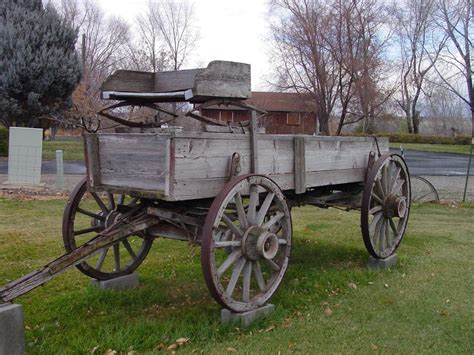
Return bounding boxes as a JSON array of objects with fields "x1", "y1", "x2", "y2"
[{"x1": 7, "y1": 127, "x2": 43, "y2": 185}]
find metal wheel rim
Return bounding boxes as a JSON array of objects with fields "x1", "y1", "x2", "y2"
[
  {"x1": 361, "y1": 154, "x2": 411, "y2": 259},
  {"x1": 411, "y1": 176, "x2": 439, "y2": 203},
  {"x1": 62, "y1": 178, "x2": 153, "y2": 280},
  {"x1": 201, "y1": 175, "x2": 292, "y2": 312}
]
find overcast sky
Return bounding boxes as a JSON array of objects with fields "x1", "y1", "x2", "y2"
[{"x1": 99, "y1": 0, "x2": 272, "y2": 90}]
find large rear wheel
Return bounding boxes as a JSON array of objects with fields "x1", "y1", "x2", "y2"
[
  {"x1": 201, "y1": 175, "x2": 292, "y2": 312},
  {"x1": 361, "y1": 154, "x2": 411, "y2": 259}
]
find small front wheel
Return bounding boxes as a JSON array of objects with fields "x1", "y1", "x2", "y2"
[
  {"x1": 201, "y1": 175, "x2": 292, "y2": 313},
  {"x1": 62, "y1": 178, "x2": 153, "y2": 280}
]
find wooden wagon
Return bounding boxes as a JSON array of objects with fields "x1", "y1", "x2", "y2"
[{"x1": 0, "y1": 61, "x2": 411, "y2": 313}]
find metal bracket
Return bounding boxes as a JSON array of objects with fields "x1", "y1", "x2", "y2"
[
  {"x1": 229, "y1": 152, "x2": 241, "y2": 180},
  {"x1": 365, "y1": 151, "x2": 376, "y2": 184}
]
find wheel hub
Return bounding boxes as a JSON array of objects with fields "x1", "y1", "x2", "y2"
[
  {"x1": 104, "y1": 210, "x2": 121, "y2": 228},
  {"x1": 241, "y1": 226, "x2": 279, "y2": 261},
  {"x1": 383, "y1": 194, "x2": 407, "y2": 218}
]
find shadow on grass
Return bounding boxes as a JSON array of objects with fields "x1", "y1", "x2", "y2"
[{"x1": 290, "y1": 239, "x2": 368, "y2": 270}]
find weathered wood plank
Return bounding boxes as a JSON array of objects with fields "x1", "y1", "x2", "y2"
[
  {"x1": 250, "y1": 110, "x2": 259, "y2": 173},
  {"x1": 294, "y1": 137, "x2": 306, "y2": 194}
]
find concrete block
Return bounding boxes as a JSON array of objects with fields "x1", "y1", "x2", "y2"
[
  {"x1": 0, "y1": 303, "x2": 25, "y2": 355},
  {"x1": 367, "y1": 254, "x2": 398, "y2": 270},
  {"x1": 221, "y1": 304, "x2": 274, "y2": 327},
  {"x1": 91, "y1": 273, "x2": 139, "y2": 290}
]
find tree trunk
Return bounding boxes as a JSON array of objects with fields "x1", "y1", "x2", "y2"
[
  {"x1": 406, "y1": 114, "x2": 413, "y2": 134},
  {"x1": 318, "y1": 116, "x2": 330, "y2": 135}
]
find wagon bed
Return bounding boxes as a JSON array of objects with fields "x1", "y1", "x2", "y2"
[{"x1": 85, "y1": 132, "x2": 388, "y2": 201}]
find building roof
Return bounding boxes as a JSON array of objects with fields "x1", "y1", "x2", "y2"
[
  {"x1": 246, "y1": 91, "x2": 316, "y2": 113},
  {"x1": 201, "y1": 91, "x2": 316, "y2": 113}
]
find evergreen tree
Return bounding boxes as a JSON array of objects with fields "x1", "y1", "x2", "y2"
[{"x1": 0, "y1": 0, "x2": 81, "y2": 128}]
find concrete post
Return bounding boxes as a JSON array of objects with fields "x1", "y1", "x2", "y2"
[
  {"x1": 56, "y1": 150, "x2": 64, "y2": 190},
  {"x1": 0, "y1": 303, "x2": 25, "y2": 355}
]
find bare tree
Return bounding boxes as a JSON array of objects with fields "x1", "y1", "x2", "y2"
[
  {"x1": 392, "y1": 0, "x2": 446, "y2": 134},
  {"x1": 54, "y1": 0, "x2": 130, "y2": 124},
  {"x1": 127, "y1": 4, "x2": 170, "y2": 72},
  {"x1": 433, "y1": 0, "x2": 473, "y2": 137},
  {"x1": 148, "y1": 0, "x2": 199, "y2": 71},
  {"x1": 331, "y1": 0, "x2": 393, "y2": 134},
  {"x1": 269, "y1": 0, "x2": 338, "y2": 135}
]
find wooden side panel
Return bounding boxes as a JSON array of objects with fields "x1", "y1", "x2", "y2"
[
  {"x1": 86, "y1": 132, "x2": 388, "y2": 201},
  {"x1": 169, "y1": 135, "x2": 388, "y2": 201},
  {"x1": 95, "y1": 134, "x2": 169, "y2": 193}
]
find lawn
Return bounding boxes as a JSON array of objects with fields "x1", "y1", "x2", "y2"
[
  {"x1": 0, "y1": 198, "x2": 472, "y2": 353},
  {"x1": 42, "y1": 140, "x2": 84, "y2": 160},
  {"x1": 389, "y1": 142, "x2": 472, "y2": 155}
]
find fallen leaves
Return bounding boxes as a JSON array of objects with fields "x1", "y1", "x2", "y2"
[
  {"x1": 265, "y1": 325, "x2": 276, "y2": 332},
  {"x1": 167, "y1": 337, "x2": 190, "y2": 351},
  {"x1": 324, "y1": 308, "x2": 333, "y2": 317},
  {"x1": 348, "y1": 282, "x2": 357, "y2": 289}
]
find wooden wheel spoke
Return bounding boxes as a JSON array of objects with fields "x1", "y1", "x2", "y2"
[
  {"x1": 266, "y1": 259, "x2": 281, "y2": 271},
  {"x1": 217, "y1": 249, "x2": 242, "y2": 278},
  {"x1": 215, "y1": 240, "x2": 241, "y2": 248},
  {"x1": 242, "y1": 261, "x2": 252, "y2": 302},
  {"x1": 389, "y1": 218, "x2": 398, "y2": 237},
  {"x1": 95, "y1": 248, "x2": 109, "y2": 271},
  {"x1": 76, "y1": 207, "x2": 105, "y2": 221},
  {"x1": 106, "y1": 193, "x2": 116, "y2": 211},
  {"x1": 383, "y1": 163, "x2": 390, "y2": 194},
  {"x1": 390, "y1": 167, "x2": 402, "y2": 193},
  {"x1": 73, "y1": 225, "x2": 104, "y2": 236},
  {"x1": 369, "y1": 205, "x2": 383, "y2": 215},
  {"x1": 226, "y1": 258, "x2": 246, "y2": 297},
  {"x1": 262, "y1": 212, "x2": 284, "y2": 230},
  {"x1": 234, "y1": 192, "x2": 248, "y2": 229},
  {"x1": 369, "y1": 212, "x2": 383, "y2": 232},
  {"x1": 378, "y1": 219, "x2": 387, "y2": 252},
  {"x1": 385, "y1": 218, "x2": 391, "y2": 247},
  {"x1": 256, "y1": 192, "x2": 275, "y2": 226},
  {"x1": 222, "y1": 214, "x2": 243, "y2": 238},
  {"x1": 253, "y1": 261, "x2": 266, "y2": 291},
  {"x1": 91, "y1": 192, "x2": 109, "y2": 213},
  {"x1": 247, "y1": 185, "x2": 259, "y2": 225},
  {"x1": 372, "y1": 215, "x2": 384, "y2": 245},
  {"x1": 122, "y1": 239, "x2": 137, "y2": 259},
  {"x1": 371, "y1": 191, "x2": 384, "y2": 205},
  {"x1": 376, "y1": 178, "x2": 385, "y2": 198},
  {"x1": 113, "y1": 243, "x2": 121, "y2": 271},
  {"x1": 392, "y1": 179, "x2": 405, "y2": 194}
]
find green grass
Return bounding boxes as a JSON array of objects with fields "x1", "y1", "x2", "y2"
[
  {"x1": 42, "y1": 140, "x2": 84, "y2": 160},
  {"x1": 390, "y1": 142, "x2": 471, "y2": 155},
  {"x1": 0, "y1": 199, "x2": 473, "y2": 353}
]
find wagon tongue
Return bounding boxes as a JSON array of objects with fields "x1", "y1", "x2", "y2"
[{"x1": 0, "y1": 210, "x2": 159, "y2": 304}]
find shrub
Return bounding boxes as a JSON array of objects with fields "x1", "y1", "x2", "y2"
[
  {"x1": 0, "y1": 126, "x2": 8, "y2": 156},
  {"x1": 343, "y1": 132, "x2": 470, "y2": 145}
]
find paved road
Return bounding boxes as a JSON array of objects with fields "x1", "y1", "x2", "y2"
[
  {"x1": 0, "y1": 149, "x2": 471, "y2": 176},
  {"x1": 390, "y1": 149, "x2": 471, "y2": 176}
]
